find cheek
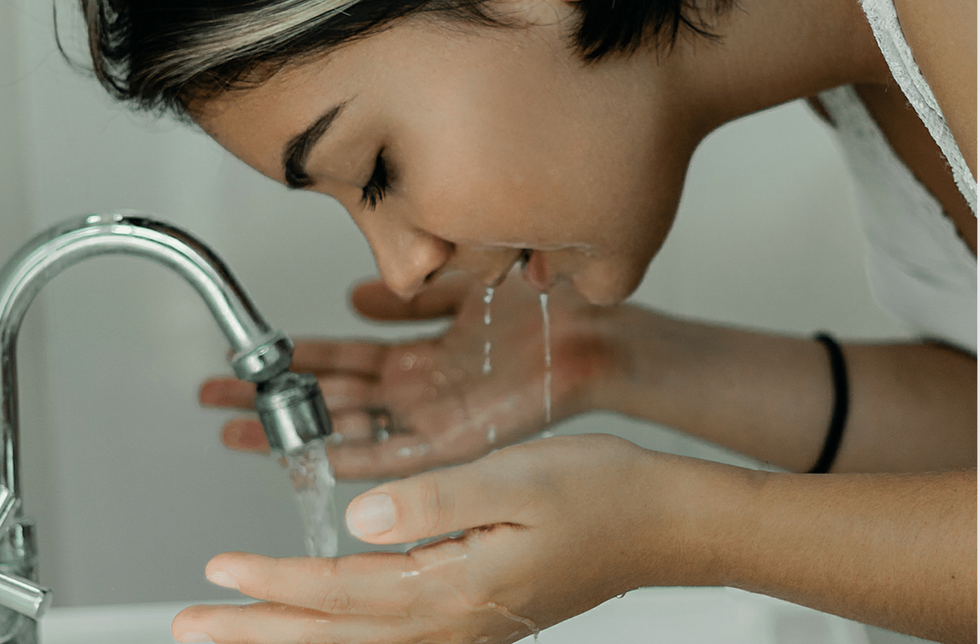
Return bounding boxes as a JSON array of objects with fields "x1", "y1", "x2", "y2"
[
  {"x1": 400, "y1": 95, "x2": 602, "y2": 242},
  {"x1": 406, "y1": 143, "x2": 560, "y2": 244}
]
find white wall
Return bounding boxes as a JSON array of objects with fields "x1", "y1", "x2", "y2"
[{"x1": 3, "y1": 3, "x2": 921, "y2": 642}]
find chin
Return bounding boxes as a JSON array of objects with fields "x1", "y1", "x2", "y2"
[{"x1": 570, "y1": 271, "x2": 642, "y2": 306}]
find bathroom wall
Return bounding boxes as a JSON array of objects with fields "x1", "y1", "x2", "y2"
[{"x1": 2, "y1": 2, "x2": 931, "y2": 643}]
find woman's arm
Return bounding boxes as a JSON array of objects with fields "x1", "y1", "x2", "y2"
[
  {"x1": 588, "y1": 305, "x2": 977, "y2": 473},
  {"x1": 206, "y1": 278, "x2": 975, "y2": 476},
  {"x1": 171, "y1": 435, "x2": 977, "y2": 644},
  {"x1": 892, "y1": 0, "x2": 977, "y2": 179},
  {"x1": 709, "y1": 466, "x2": 977, "y2": 643}
]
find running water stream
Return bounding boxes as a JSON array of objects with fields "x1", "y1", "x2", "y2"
[
  {"x1": 281, "y1": 284, "x2": 553, "y2": 558},
  {"x1": 539, "y1": 292, "x2": 552, "y2": 424},
  {"x1": 282, "y1": 438, "x2": 340, "y2": 557}
]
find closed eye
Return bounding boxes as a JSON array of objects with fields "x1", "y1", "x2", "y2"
[{"x1": 361, "y1": 151, "x2": 390, "y2": 209}]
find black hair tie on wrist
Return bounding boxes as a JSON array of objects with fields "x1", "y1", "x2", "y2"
[{"x1": 808, "y1": 333, "x2": 849, "y2": 474}]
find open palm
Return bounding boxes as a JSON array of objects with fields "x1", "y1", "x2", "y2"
[{"x1": 201, "y1": 272, "x2": 608, "y2": 478}]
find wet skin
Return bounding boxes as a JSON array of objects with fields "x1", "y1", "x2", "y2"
[
  {"x1": 175, "y1": 0, "x2": 977, "y2": 642},
  {"x1": 195, "y1": 4, "x2": 700, "y2": 306}
]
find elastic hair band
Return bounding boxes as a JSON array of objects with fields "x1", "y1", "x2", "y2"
[{"x1": 808, "y1": 332, "x2": 849, "y2": 474}]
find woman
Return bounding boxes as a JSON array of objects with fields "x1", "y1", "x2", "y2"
[{"x1": 80, "y1": 0, "x2": 976, "y2": 642}]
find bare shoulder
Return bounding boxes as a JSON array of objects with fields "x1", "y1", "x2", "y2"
[{"x1": 891, "y1": 0, "x2": 977, "y2": 178}]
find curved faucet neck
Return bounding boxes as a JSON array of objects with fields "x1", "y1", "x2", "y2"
[{"x1": 0, "y1": 213, "x2": 293, "y2": 497}]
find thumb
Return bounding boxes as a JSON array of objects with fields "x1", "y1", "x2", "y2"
[{"x1": 344, "y1": 454, "x2": 531, "y2": 545}]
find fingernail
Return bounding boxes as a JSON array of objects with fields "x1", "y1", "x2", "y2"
[
  {"x1": 347, "y1": 493, "x2": 396, "y2": 538},
  {"x1": 206, "y1": 570, "x2": 239, "y2": 590},
  {"x1": 176, "y1": 632, "x2": 212, "y2": 643}
]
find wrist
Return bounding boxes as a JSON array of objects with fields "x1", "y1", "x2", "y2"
[
  {"x1": 581, "y1": 304, "x2": 696, "y2": 418},
  {"x1": 551, "y1": 303, "x2": 635, "y2": 416},
  {"x1": 566, "y1": 303, "x2": 652, "y2": 414},
  {"x1": 631, "y1": 450, "x2": 764, "y2": 589}
]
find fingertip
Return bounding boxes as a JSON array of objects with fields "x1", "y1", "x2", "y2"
[
  {"x1": 172, "y1": 604, "x2": 206, "y2": 638},
  {"x1": 349, "y1": 279, "x2": 396, "y2": 318},
  {"x1": 198, "y1": 379, "x2": 223, "y2": 406},
  {"x1": 346, "y1": 492, "x2": 397, "y2": 542},
  {"x1": 206, "y1": 570, "x2": 239, "y2": 590},
  {"x1": 205, "y1": 551, "x2": 264, "y2": 580},
  {"x1": 221, "y1": 420, "x2": 270, "y2": 453}
]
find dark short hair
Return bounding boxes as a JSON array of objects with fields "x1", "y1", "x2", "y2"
[{"x1": 80, "y1": 0, "x2": 733, "y2": 117}]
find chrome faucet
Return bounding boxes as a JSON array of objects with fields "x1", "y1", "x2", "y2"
[{"x1": 0, "y1": 213, "x2": 332, "y2": 642}]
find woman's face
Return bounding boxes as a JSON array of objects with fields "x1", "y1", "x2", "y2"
[{"x1": 197, "y1": 4, "x2": 700, "y2": 305}]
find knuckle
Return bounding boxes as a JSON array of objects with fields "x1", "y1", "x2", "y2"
[
  {"x1": 313, "y1": 584, "x2": 356, "y2": 614},
  {"x1": 416, "y1": 474, "x2": 455, "y2": 536}
]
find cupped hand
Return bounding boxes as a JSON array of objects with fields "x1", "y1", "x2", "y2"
[
  {"x1": 172, "y1": 434, "x2": 697, "y2": 644},
  {"x1": 201, "y1": 272, "x2": 613, "y2": 478}
]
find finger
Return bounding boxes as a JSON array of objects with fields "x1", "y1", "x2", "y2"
[
  {"x1": 328, "y1": 435, "x2": 454, "y2": 481},
  {"x1": 221, "y1": 419, "x2": 270, "y2": 453},
  {"x1": 221, "y1": 406, "x2": 386, "y2": 453},
  {"x1": 290, "y1": 341, "x2": 387, "y2": 376},
  {"x1": 350, "y1": 275, "x2": 472, "y2": 321},
  {"x1": 199, "y1": 551, "x2": 450, "y2": 618},
  {"x1": 173, "y1": 601, "x2": 408, "y2": 644},
  {"x1": 344, "y1": 448, "x2": 535, "y2": 544},
  {"x1": 316, "y1": 374, "x2": 375, "y2": 408},
  {"x1": 330, "y1": 408, "x2": 386, "y2": 443},
  {"x1": 200, "y1": 378, "x2": 255, "y2": 408},
  {"x1": 203, "y1": 372, "x2": 376, "y2": 415}
]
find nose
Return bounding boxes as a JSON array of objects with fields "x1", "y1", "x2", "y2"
[{"x1": 362, "y1": 221, "x2": 453, "y2": 300}]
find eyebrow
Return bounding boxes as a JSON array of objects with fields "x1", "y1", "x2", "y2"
[{"x1": 282, "y1": 102, "x2": 348, "y2": 189}]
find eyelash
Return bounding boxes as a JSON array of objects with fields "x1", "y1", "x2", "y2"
[{"x1": 360, "y1": 151, "x2": 389, "y2": 209}]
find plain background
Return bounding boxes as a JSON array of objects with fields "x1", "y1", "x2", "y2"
[{"x1": 0, "y1": 1, "x2": 938, "y2": 642}]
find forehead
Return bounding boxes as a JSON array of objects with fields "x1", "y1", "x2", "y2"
[
  {"x1": 193, "y1": 50, "x2": 353, "y2": 178},
  {"x1": 192, "y1": 20, "x2": 457, "y2": 157},
  {"x1": 193, "y1": 15, "x2": 577, "y2": 179}
]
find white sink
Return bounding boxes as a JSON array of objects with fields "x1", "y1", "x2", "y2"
[{"x1": 39, "y1": 587, "x2": 868, "y2": 644}]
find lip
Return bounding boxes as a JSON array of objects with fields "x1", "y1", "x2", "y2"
[
  {"x1": 485, "y1": 249, "x2": 526, "y2": 288},
  {"x1": 521, "y1": 250, "x2": 550, "y2": 292}
]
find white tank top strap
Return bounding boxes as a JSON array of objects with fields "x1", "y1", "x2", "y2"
[
  {"x1": 816, "y1": 85, "x2": 978, "y2": 353},
  {"x1": 860, "y1": 0, "x2": 978, "y2": 215}
]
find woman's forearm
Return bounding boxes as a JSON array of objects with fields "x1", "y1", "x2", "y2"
[
  {"x1": 665, "y1": 461, "x2": 977, "y2": 643},
  {"x1": 588, "y1": 306, "x2": 976, "y2": 472}
]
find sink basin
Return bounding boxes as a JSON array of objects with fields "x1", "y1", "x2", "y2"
[
  {"x1": 516, "y1": 588, "x2": 869, "y2": 644},
  {"x1": 39, "y1": 587, "x2": 868, "y2": 644}
]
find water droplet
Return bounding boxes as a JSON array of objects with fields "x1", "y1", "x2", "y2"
[
  {"x1": 399, "y1": 353, "x2": 418, "y2": 371},
  {"x1": 482, "y1": 341, "x2": 492, "y2": 375},
  {"x1": 397, "y1": 444, "x2": 432, "y2": 459},
  {"x1": 486, "y1": 425, "x2": 497, "y2": 445},
  {"x1": 484, "y1": 603, "x2": 540, "y2": 640}
]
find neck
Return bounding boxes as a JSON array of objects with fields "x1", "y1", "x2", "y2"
[{"x1": 650, "y1": 0, "x2": 890, "y2": 136}]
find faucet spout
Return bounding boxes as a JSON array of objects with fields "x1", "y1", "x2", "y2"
[{"x1": 0, "y1": 213, "x2": 332, "y2": 632}]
